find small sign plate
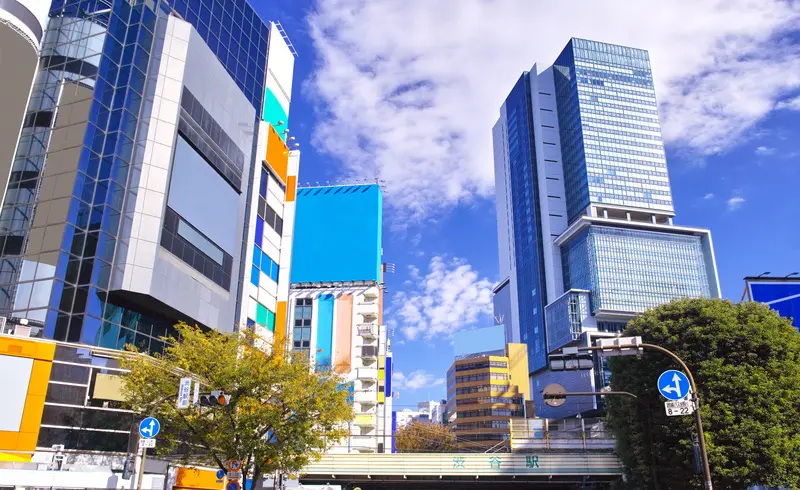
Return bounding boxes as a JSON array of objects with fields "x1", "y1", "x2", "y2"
[
  {"x1": 664, "y1": 399, "x2": 695, "y2": 417},
  {"x1": 139, "y1": 438, "x2": 156, "y2": 448},
  {"x1": 226, "y1": 470, "x2": 242, "y2": 480}
]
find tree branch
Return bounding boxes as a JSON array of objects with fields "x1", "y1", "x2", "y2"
[{"x1": 176, "y1": 409, "x2": 227, "y2": 471}]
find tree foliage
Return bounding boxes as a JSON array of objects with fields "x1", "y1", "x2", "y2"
[
  {"x1": 394, "y1": 421, "x2": 456, "y2": 453},
  {"x1": 119, "y1": 323, "x2": 353, "y2": 484},
  {"x1": 606, "y1": 298, "x2": 800, "y2": 490}
]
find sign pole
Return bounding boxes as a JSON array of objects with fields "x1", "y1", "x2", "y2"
[
  {"x1": 135, "y1": 447, "x2": 147, "y2": 490},
  {"x1": 577, "y1": 342, "x2": 713, "y2": 490}
]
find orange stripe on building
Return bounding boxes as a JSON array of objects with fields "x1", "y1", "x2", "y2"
[
  {"x1": 265, "y1": 123, "x2": 289, "y2": 183},
  {"x1": 333, "y1": 294, "x2": 353, "y2": 374},
  {"x1": 275, "y1": 300, "x2": 287, "y2": 356},
  {"x1": 286, "y1": 175, "x2": 297, "y2": 202}
]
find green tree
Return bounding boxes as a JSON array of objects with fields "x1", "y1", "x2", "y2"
[
  {"x1": 395, "y1": 420, "x2": 456, "y2": 453},
  {"x1": 119, "y1": 323, "x2": 352, "y2": 484},
  {"x1": 606, "y1": 298, "x2": 800, "y2": 490}
]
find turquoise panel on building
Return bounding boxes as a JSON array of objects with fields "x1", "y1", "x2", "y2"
[
  {"x1": 291, "y1": 184, "x2": 383, "y2": 283},
  {"x1": 315, "y1": 294, "x2": 335, "y2": 370},
  {"x1": 262, "y1": 87, "x2": 288, "y2": 141}
]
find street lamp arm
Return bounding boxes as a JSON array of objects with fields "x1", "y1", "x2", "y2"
[
  {"x1": 547, "y1": 390, "x2": 639, "y2": 399},
  {"x1": 572, "y1": 341, "x2": 713, "y2": 490}
]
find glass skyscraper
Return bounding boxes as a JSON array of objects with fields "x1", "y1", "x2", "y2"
[
  {"x1": 493, "y1": 38, "x2": 721, "y2": 418},
  {"x1": 0, "y1": 0, "x2": 301, "y2": 455}
]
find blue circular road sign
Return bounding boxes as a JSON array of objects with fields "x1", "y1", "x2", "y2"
[
  {"x1": 226, "y1": 481, "x2": 241, "y2": 490},
  {"x1": 657, "y1": 370, "x2": 691, "y2": 401},
  {"x1": 138, "y1": 417, "x2": 161, "y2": 439},
  {"x1": 216, "y1": 469, "x2": 226, "y2": 480}
]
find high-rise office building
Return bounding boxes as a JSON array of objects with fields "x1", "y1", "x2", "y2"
[
  {"x1": 0, "y1": 0, "x2": 299, "y2": 459},
  {"x1": 289, "y1": 183, "x2": 393, "y2": 453},
  {"x1": 0, "y1": 0, "x2": 50, "y2": 207},
  {"x1": 493, "y1": 38, "x2": 721, "y2": 418}
]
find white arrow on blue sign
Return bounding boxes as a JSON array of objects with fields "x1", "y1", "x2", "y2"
[
  {"x1": 657, "y1": 370, "x2": 691, "y2": 401},
  {"x1": 139, "y1": 417, "x2": 161, "y2": 439}
]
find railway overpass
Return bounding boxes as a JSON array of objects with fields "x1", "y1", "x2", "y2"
[{"x1": 299, "y1": 452, "x2": 622, "y2": 489}]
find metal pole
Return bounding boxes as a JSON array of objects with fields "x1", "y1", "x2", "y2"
[
  {"x1": 578, "y1": 343, "x2": 713, "y2": 490},
  {"x1": 136, "y1": 448, "x2": 147, "y2": 490},
  {"x1": 546, "y1": 390, "x2": 659, "y2": 490}
]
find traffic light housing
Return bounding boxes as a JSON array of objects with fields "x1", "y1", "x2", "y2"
[
  {"x1": 198, "y1": 391, "x2": 230, "y2": 406},
  {"x1": 121, "y1": 454, "x2": 135, "y2": 479},
  {"x1": 549, "y1": 351, "x2": 594, "y2": 371}
]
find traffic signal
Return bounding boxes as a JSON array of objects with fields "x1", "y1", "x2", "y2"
[
  {"x1": 549, "y1": 351, "x2": 594, "y2": 371},
  {"x1": 121, "y1": 454, "x2": 135, "y2": 479},
  {"x1": 199, "y1": 391, "x2": 230, "y2": 406}
]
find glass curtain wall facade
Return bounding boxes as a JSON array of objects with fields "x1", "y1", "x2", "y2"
[
  {"x1": 554, "y1": 39, "x2": 672, "y2": 221},
  {"x1": 0, "y1": 0, "x2": 301, "y2": 455},
  {"x1": 562, "y1": 226, "x2": 711, "y2": 313},
  {"x1": 493, "y1": 38, "x2": 720, "y2": 419},
  {"x1": 0, "y1": 0, "x2": 282, "y2": 349},
  {"x1": 500, "y1": 74, "x2": 548, "y2": 372}
]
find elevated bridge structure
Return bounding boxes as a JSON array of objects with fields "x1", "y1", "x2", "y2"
[{"x1": 300, "y1": 452, "x2": 622, "y2": 489}]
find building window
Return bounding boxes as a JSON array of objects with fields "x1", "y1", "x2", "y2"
[{"x1": 293, "y1": 298, "x2": 312, "y2": 357}]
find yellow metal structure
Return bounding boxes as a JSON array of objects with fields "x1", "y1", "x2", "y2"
[{"x1": 0, "y1": 335, "x2": 55, "y2": 462}]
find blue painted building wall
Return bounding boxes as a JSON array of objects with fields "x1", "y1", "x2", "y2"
[
  {"x1": 315, "y1": 294, "x2": 334, "y2": 369},
  {"x1": 291, "y1": 184, "x2": 383, "y2": 283}
]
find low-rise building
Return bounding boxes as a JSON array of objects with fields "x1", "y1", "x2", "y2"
[{"x1": 445, "y1": 326, "x2": 530, "y2": 450}]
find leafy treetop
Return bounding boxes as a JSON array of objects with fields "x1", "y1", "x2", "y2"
[
  {"x1": 120, "y1": 323, "x2": 353, "y2": 484},
  {"x1": 606, "y1": 298, "x2": 800, "y2": 490}
]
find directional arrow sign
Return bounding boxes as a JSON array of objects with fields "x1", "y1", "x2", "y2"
[
  {"x1": 657, "y1": 370, "x2": 691, "y2": 401},
  {"x1": 138, "y1": 417, "x2": 160, "y2": 439}
]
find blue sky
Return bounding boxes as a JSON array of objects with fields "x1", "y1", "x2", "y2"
[{"x1": 254, "y1": 0, "x2": 800, "y2": 408}]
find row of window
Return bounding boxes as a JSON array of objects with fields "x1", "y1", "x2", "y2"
[
  {"x1": 453, "y1": 360, "x2": 507, "y2": 372},
  {"x1": 250, "y1": 244, "x2": 279, "y2": 287},
  {"x1": 458, "y1": 409, "x2": 523, "y2": 419},
  {"x1": 292, "y1": 298, "x2": 312, "y2": 356},
  {"x1": 453, "y1": 372, "x2": 509, "y2": 384},
  {"x1": 453, "y1": 383, "x2": 512, "y2": 395},
  {"x1": 452, "y1": 421, "x2": 509, "y2": 430},
  {"x1": 457, "y1": 396, "x2": 523, "y2": 406}
]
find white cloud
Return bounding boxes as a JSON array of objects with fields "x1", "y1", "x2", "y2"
[
  {"x1": 703, "y1": 193, "x2": 715, "y2": 200},
  {"x1": 388, "y1": 256, "x2": 493, "y2": 340},
  {"x1": 776, "y1": 95, "x2": 800, "y2": 111},
  {"x1": 307, "y1": 0, "x2": 800, "y2": 219},
  {"x1": 727, "y1": 196, "x2": 746, "y2": 211},
  {"x1": 755, "y1": 146, "x2": 777, "y2": 156},
  {"x1": 392, "y1": 370, "x2": 445, "y2": 391}
]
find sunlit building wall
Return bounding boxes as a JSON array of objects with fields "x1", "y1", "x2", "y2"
[
  {"x1": 289, "y1": 183, "x2": 393, "y2": 453},
  {"x1": 493, "y1": 38, "x2": 721, "y2": 419},
  {"x1": 0, "y1": 0, "x2": 299, "y2": 456}
]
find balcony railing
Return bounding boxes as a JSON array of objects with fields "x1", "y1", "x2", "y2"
[
  {"x1": 357, "y1": 324, "x2": 377, "y2": 339},
  {"x1": 360, "y1": 345, "x2": 378, "y2": 361},
  {"x1": 353, "y1": 414, "x2": 376, "y2": 426},
  {"x1": 356, "y1": 368, "x2": 378, "y2": 380},
  {"x1": 353, "y1": 391, "x2": 377, "y2": 404}
]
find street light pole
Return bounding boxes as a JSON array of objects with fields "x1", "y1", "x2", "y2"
[
  {"x1": 543, "y1": 390, "x2": 659, "y2": 490},
  {"x1": 576, "y1": 343, "x2": 713, "y2": 490}
]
